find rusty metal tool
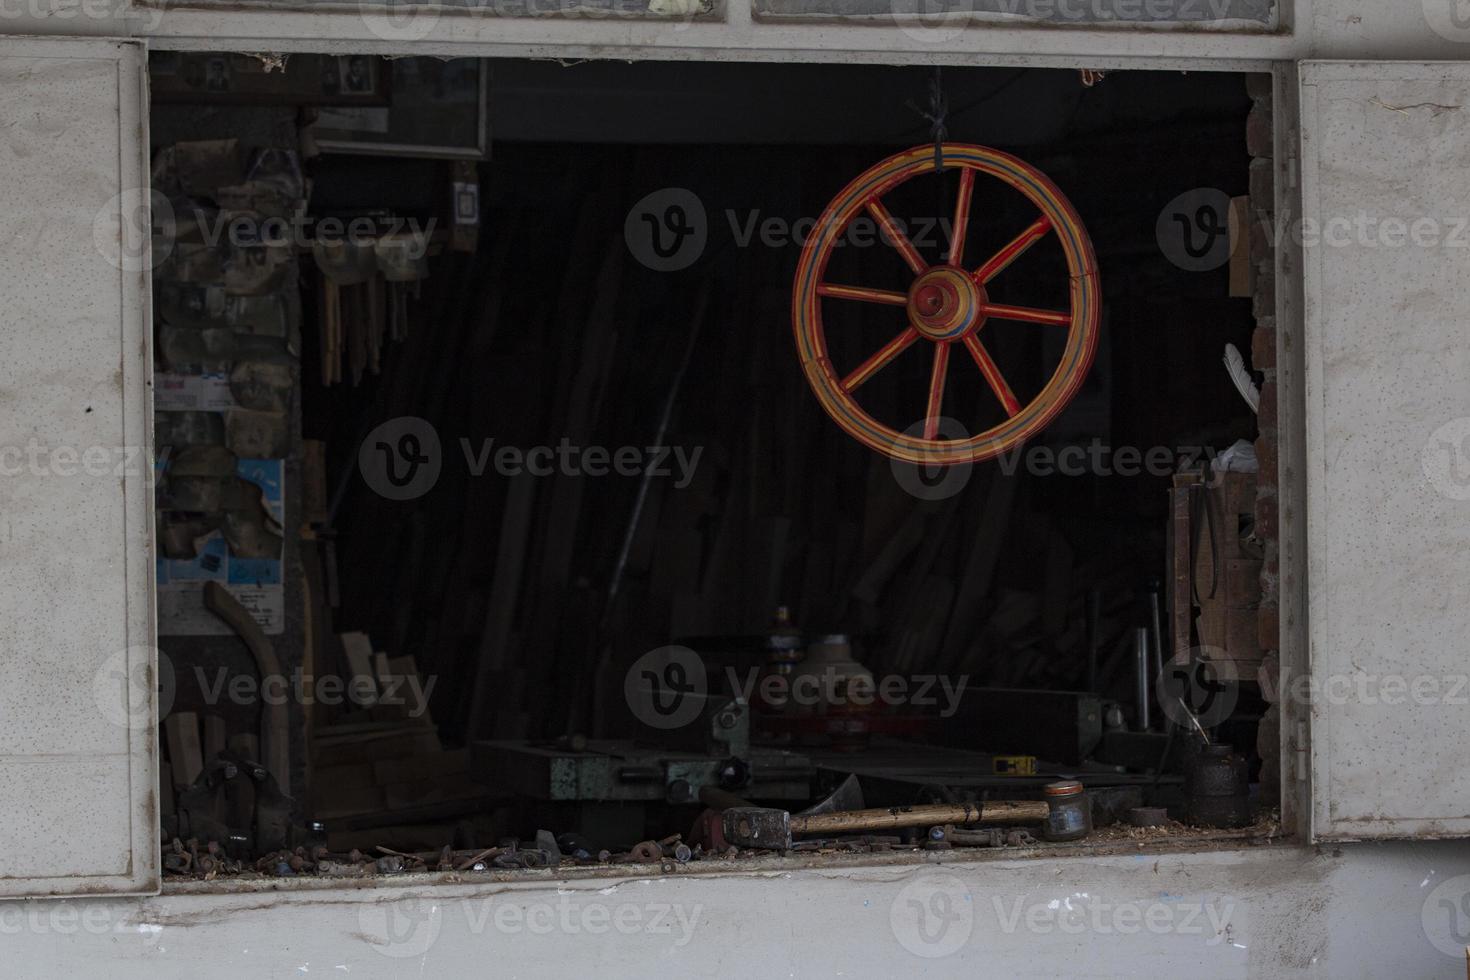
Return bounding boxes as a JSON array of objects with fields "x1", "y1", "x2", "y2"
[
  {"x1": 722, "y1": 799, "x2": 1050, "y2": 850},
  {"x1": 693, "y1": 774, "x2": 864, "y2": 851}
]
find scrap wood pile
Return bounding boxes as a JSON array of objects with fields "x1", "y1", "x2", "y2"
[{"x1": 305, "y1": 630, "x2": 498, "y2": 851}]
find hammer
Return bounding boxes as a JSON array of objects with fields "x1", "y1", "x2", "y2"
[{"x1": 722, "y1": 799, "x2": 1053, "y2": 850}]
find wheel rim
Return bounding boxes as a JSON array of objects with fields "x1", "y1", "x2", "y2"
[{"x1": 792, "y1": 143, "x2": 1101, "y2": 466}]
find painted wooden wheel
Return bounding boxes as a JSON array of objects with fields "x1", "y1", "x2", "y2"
[{"x1": 792, "y1": 143, "x2": 1101, "y2": 466}]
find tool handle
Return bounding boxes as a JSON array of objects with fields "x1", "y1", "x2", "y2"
[{"x1": 793, "y1": 800, "x2": 1047, "y2": 835}]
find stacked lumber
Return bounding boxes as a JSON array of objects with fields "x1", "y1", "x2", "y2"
[{"x1": 307, "y1": 633, "x2": 494, "y2": 847}]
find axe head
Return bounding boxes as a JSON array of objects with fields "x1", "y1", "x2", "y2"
[{"x1": 721, "y1": 807, "x2": 791, "y2": 850}]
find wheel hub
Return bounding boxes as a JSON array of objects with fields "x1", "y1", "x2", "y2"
[{"x1": 907, "y1": 266, "x2": 986, "y2": 341}]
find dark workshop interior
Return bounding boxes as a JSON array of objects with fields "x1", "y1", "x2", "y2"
[{"x1": 148, "y1": 55, "x2": 1278, "y2": 878}]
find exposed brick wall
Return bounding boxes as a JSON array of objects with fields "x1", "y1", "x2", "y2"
[{"x1": 1245, "y1": 73, "x2": 1281, "y2": 806}]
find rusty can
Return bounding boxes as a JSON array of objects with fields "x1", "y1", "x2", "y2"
[
  {"x1": 1041, "y1": 780, "x2": 1092, "y2": 842},
  {"x1": 1185, "y1": 744, "x2": 1252, "y2": 828}
]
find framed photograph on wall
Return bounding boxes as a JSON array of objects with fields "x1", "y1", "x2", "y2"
[{"x1": 312, "y1": 58, "x2": 489, "y2": 160}]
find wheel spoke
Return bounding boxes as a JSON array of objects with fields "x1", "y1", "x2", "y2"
[
  {"x1": 817, "y1": 283, "x2": 909, "y2": 306},
  {"x1": 981, "y1": 303, "x2": 1071, "y2": 326},
  {"x1": 948, "y1": 168, "x2": 975, "y2": 266},
  {"x1": 866, "y1": 197, "x2": 928, "y2": 276},
  {"x1": 963, "y1": 334, "x2": 1021, "y2": 417},
  {"x1": 842, "y1": 327, "x2": 920, "y2": 392},
  {"x1": 923, "y1": 341, "x2": 952, "y2": 440},
  {"x1": 973, "y1": 216, "x2": 1052, "y2": 283}
]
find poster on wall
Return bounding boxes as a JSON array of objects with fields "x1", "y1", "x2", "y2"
[
  {"x1": 155, "y1": 456, "x2": 286, "y2": 636},
  {"x1": 156, "y1": 374, "x2": 286, "y2": 636}
]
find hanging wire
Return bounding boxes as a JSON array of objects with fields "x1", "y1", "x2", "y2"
[
  {"x1": 906, "y1": 66, "x2": 949, "y2": 173},
  {"x1": 888, "y1": 68, "x2": 1028, "y2": 143},
  {"x1": 927, "y1": 67, "x2": 948, "y2": 173}
]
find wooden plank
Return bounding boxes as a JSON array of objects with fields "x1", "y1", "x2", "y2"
[
  {"x1": 1169, "y1": 479, "x2": 1199, "y2": 664},
  {"x1": 746, "y1": 515, "x2": 792, "y2": 628},
  {"x1": 313, "y1": 719, "x2": 416, "y2": 741},
  {"x1": 859, "y1": 453, "x2": 911, "y2": 569},
  {"x1": 325, "y1": 794, "x2": 498, "y2": 833},
  {"x1": 465, "y1": 472, "x2": 536, "y2": 739},
  {"x1": 1041, "y1": 529, "x2": 1074, "y2": 644},
  {"x1": 164, "y1": 711, "x2": 203, "y2": 790},
  {"x1": 372, "y1": 652, "x2": 393, "y2": 688},
  {"x1": 533, "y1": 239, "x2": 624, "y2": 597},
  {"x1": 310, "y1": 762, "x2": 374, "y2": 793},
  {"x1": 312, "y1": 729, "x2": 440, "y2": 768},
  {"x1": 851, "y1": 506, "x2": 927, "y2": 605},
  {"x1": 347, "y1": 284, "x2": 368, "y2": 385},
  {"x1": 650, "y1": 527, "x2": 702, "y2": 637},
  {"x1": 915, "y1": 579, "x2": 956, "y2": 673},
  {"x1": 373, "y1": 748, "x2": 468, "y2": 785},
  {"x1": 311, "y1": 781, "x2": 385, "y2": 819},
  {"x1": 301, "y1": 439, "x2": 329, "y2": 525},
  {"x1": 624, "y1": 477, "x2": 667, "y2": 576},
  {"x1": 798, "y1": 539, "x2": 833, "y2": 628},
  {"x1": 938, "y1": 471, "x2": 1020, "y2": 668},
  {"x1": 308, "y1": 762, "x2": 377, "y2": 817},
  {"x1": 387, "y1": 655, "x2": 435, "y2": 727},
  {"x1": 340, "y1": 632, "x2": 379, "y2": 704},
  {"x1": 300, "y1": 535, "x2": 329, "y2": 733},
  {"x1": 382, "y1": 775, "x2": 491, "y2": 812},
  {"x1": 1228, "y1": 195, "x2": 1253, "y2": 298}
]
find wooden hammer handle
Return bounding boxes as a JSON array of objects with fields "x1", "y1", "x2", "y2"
[{"x1": 793, "y1": 801, "x2": 1048, "y2": 836}]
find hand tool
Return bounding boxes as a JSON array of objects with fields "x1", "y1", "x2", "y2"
[{"x1": 721, "y1": 798, "x2": 1051, "y2": 850}]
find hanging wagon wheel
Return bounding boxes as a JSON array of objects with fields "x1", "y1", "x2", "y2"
[{"x1": 792, "y1": 143, "x2": 1101, "y2": 466}]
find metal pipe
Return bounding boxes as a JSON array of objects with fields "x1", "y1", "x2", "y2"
[
  {"x1": 1134, "y1": 627, "x2": 1152, "y2": 731},
  {"x1": 583, "y1": 286, "x2": 711, "y2": 737},
  {"x1": 1147, "y1": 577, "x2": 1166, "y2": 710},
  {"x1": 604, "y1": 285, "x2": 709, "y2": 612}
]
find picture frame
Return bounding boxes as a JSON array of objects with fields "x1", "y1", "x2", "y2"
[{"x1": 312, "y1": 58, "x2": 489, "y2": 161}]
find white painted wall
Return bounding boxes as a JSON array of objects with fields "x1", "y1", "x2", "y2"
[
  {"x1": 0, "y1": 36, "x2": 158, "y2": 899},
  {"x1": 1299, "y1": 61, "x2": 1470, "y2": 842},
  {"x1": 2, "y1": 842, "x2": 1469, "y2": 978},
  {"x1": 0, "y1": 0, "x2": 1468, "y2": 66}
]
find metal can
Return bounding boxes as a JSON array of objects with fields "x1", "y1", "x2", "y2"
[
  {"x1": 1185, "y1": 744, "x2": 1253, "y2": 828},
  {"x1": 1042, "y1": 780, "x2": 1092, "y2": 842}
]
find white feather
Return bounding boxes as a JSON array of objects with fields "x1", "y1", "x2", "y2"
[{"x1": 1223, "y1": 342, "x2": 1260, "y2": 413}]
